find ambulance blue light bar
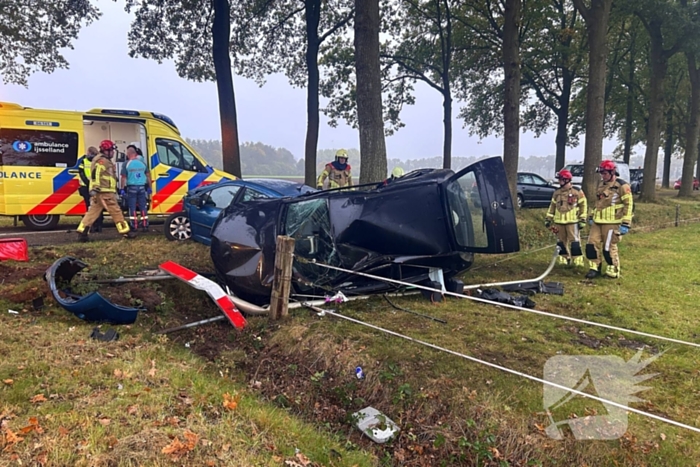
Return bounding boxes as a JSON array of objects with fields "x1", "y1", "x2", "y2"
[{"x1": 100, "y1": 109, "x2": 141, "y2": 116}]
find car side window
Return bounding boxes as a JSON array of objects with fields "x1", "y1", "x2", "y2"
[
  {"x1": 532, "y1": 175, "x2": 547, "y2": 186},
  {"x1": 206, "y1": 186, "x2": 240, "y2": 209},
  {"x1": 520, "y1": 174, "x2": 534, "y2": 184},
  {"x1": 242, "y1": 188, "x2": 271, "y2": 202}
]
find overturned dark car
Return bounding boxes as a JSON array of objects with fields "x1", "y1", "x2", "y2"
[{"x1": 210, "y1": 157, "x2": 520, "y2": 304}]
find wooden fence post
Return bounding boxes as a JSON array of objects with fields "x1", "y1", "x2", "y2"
[{"x1": 270, "y1": 235, "x2": 295, "y2": 320}]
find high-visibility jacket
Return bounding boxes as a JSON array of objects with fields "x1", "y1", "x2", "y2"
[
  {"x1": 546, "y1": 186, "x2": 587, "y2": 224},
  {"x1": 591, "y1": 178, "x2": 633, "y2": 225},
  {"x1": 317, "y1": 162, "x2": 352, "y2": 189},
  {"x1": 78, "y1": 156, "x2": 92, "y2": 187},
  {"x1": 90, "y1": 155, "x2": 118, "y2": 193}
]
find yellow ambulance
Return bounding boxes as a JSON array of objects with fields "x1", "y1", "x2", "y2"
[{"x1": 0, "y1": 102, "x2": 234, "y2": 230}]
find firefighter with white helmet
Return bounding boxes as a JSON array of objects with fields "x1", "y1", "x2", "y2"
[
  {"x1": 317, "y1": 149, "x2": 353, "y2": 189},
  {"x1": 545, "y1": 169, "x2": 588, "y2": 267},
  {"x1": 585, "y1": 159, "x2": 633, "y2": 279}
]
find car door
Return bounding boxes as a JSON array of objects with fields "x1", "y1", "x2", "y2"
[
  {"x1": 519, "y1": 174, "x2": 536, "y2": 203},
  {"x1": 531, "y1": 174, "x2": 553, "y2": 205},
  {"x1": 190, "y1": 184, "x2": 241, "y2": 245},
  {"x1": 446, "y1": 157, "x2": 519, "y2": 254}
]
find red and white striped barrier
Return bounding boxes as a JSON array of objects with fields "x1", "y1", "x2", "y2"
[{"x1": 159, "y1": 261, "x2": 246, "y2": 330}]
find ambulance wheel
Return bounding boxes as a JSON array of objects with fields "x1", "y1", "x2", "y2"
[
  {"x1": 165, "y1": 212, "x2": 192, "y2": 241},
  {"x1": 22, "y1": 214, "x2": 60, "y2": 231}
]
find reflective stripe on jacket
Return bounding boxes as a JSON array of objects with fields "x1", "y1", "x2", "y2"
[
  {"x1": 78, "y1": 156, "x2": 92, "y2": 187},
  {"x1": 317, "y1": 163, "x2": 352, "y2": 189},
  {"x1": 546, "y1": 186, "x2": 587, "y2": 224},
  {"x1": 591, "y1": 178, "x2": 633, "y2": 225},
  {"x1": 90, "y1": 155, "x2": 118, "y2": 193}
]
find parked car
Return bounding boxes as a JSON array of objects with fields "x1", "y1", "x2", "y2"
[
  {"x1": 516, "y1": 172, "x2": 557, "y2": 208},
  {"x1": 165, "y1": 179, "x2": 316, "y2": 245},
  {"x1": 630, "y1": 169, "x2": 643, "y2": 194},
  {"x1": 673, "y1": 177, "x2": 699, "y2": 190}
]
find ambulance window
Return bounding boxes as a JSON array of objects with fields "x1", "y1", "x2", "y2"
[
  {"x1": 0, "y1": 129, "x2": 79, "y2": 167},
  {"x1": 155, "y1": 138, "x2": 207, "y2": 173}
]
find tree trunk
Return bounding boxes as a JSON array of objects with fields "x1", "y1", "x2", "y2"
[
  {"x1": 662, "y1": 108, "x2": 673, "y2": 188},
  {"x1": 502, "y1": 0, "x2": 521, "y2": 202},
  {"x1": 355, "y1": 0, "x2": 387, "y2": 184},
  {"x1": 304, "y1": 0, "x2": 321, "y2": 187},
  {"x1": 554, "y1": 69, "x2": 572, "y2": 172},
  {"x1": 576, "y1": 0, "x2": 613, "y2": 202},
  {"x1": 443, "y1": 90, "x2": 453, "y2": 169},
  {"x1": 212, "y1": 0, "x2": 241, "y2": 178},
  {"x1": 639, "y1": 22, "x2": 667, "y2": 202},
  {"x1": 623, "y1": 37, "x2": 635, "y2": 165},
  {"x1": 680, "y1": 54, "x2": 700, "y2": 197}
]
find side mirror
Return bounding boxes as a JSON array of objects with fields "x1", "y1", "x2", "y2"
[{"x1": 189, "y1": 196, "x2": 205, "y2": 207}]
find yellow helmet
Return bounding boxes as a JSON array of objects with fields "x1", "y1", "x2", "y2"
[
  {"x1": 335, "y1": 149, "x2": 349, "y2": 162},
  {"x1": 391, "y1": 166, "x2": 404, "y2": 178}
]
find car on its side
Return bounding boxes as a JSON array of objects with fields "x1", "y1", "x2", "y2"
[
  {"x1": 516, "y1": 172, "x2": 557, "y2": 208},
  {"x1": 165, "y1": 179, "x2": 316, "y2": 245},
  {"x1": 673, "y1": 177, "x2": 699, "y2": 190}
]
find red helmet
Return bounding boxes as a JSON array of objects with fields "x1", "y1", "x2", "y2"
[
  {"x1": 99, "y1": 140, "x2": 116, "y2": 152},
  {"x1": 597, "y1": 160, "x2": 616, "y2": 173},
  {"x1": 556, "y1": 169, "x2": 572, "y2": 182}
]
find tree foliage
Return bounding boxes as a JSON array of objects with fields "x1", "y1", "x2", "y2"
[{"x1": 0, "y1": 0, "x2": 100, "y2": 85}]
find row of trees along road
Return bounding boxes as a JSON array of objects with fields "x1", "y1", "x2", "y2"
[{"x1": 3, "y1": 0, "x2": 700, "y2": 201}]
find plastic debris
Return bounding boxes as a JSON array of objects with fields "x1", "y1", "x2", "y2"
[
  {"x1": 355, "y1": 366, "x2": 365, "y2": 380},
  {"x1": 352, "y1": 406, "x2": 400, "y2": 444}
]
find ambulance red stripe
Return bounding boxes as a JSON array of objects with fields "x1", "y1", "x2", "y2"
[{"x1": 27, "y1": 179, "x2": 80, "y2": 215}]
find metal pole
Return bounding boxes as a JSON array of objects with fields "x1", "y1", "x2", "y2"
[
  {"x1": 676, "y1": 204, "x2": 680, "y2": 227},
  {"x1": 155, "y1": 315, "x2": 226, "y2": 334}
]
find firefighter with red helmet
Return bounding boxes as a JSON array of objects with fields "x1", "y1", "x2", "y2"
[
  {"x1": 545, "y1": 169, "x2": 588, "y2": 267},
  {"x1": 585, "y1": 159, "x2": 633, "y2": 279},
  {"x1": 76, "y1": 140, "x2": 136, "y2": 242}
]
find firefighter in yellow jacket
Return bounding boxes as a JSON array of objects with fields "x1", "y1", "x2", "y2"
[
  {"x1": 317, "y1": 149, "x2": 353, "y2": 189},
  {"x1": 76, "y1": 140, "x2": 136, "y2": 242},
  {"x1": 545, "y1": 169, "x2": 588, "y2": 267},
  {"x1": 585, "y1": 160, "x2": 633, "y2": 279}
]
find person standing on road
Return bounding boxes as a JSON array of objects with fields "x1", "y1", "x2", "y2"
[
  {"x1": 585, "y1": 160, "x2": 633, "y2": 279},
  {"x1": 545, "y1": 169, "x2": 588, "y2": 267},
  {"x1": 120, "y1": 145, "x2": 152, "y2": 232},
  {"x1": 317, "y1": 149, "x2": 353, "y2": 189},
  {"x1": 77, "y1": 146, "x2": 104, "y2": 233},
  {"x1": 76, "y1": 140, "x2": 136, "y2": 242}
]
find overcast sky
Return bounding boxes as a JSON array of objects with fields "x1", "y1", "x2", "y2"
[{"x1": 0, "y1": 1, "x2": 621, "y2": 163}]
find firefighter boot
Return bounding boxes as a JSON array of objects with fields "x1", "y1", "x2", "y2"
[
  {"x1": 78, "y1": 232, "x2": 89, "y2": 243},
  {"x1": 124, "y1": 231, "x2": 138, "y2": 239},
  {"x1": 605, "y1": 265, "x2": 620, "y2": 278},
  {"x1": 573, "y1": 256, "x2": 585, "y2": 268},
  {"x1": 585, "y1": 264, "x2": 601, "y2": 279}
]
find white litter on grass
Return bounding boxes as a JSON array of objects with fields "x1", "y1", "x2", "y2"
[
  {"x1": 7, "y1": 310, "x2": 19, "y2": 314},
  {"x1": 352, "y1": 406, "x2": 400, "y2": 444}
]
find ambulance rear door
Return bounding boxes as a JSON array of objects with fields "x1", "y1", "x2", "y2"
[{"x1": 0, "y1": 111, "x2": 84, "y2": 230}]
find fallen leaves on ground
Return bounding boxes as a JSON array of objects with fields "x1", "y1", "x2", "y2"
[
  {"x1": 30, "y1": 394, "x2": 47, "y2": 404},
  {"x1": 161, "y1": 429, "x2": 199, "y2": 460},
  {"x1": 223, "y1": 392, "x2": 240, "y2": 411},
  {"x1": 2, "y1": 379, "x2": 13, "y2": 386}
]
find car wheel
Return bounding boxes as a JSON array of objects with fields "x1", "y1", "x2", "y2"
[
  {"x1": 22, "y1": 214, "x2": 60, "y2": 231},
  {"x1": 165, "y1": 212, "x2": 192, "y2": 241},
  {"x1": 516, "y1": 194, "x2": 524, "y2": 209}
]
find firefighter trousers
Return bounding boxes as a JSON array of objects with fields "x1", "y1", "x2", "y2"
[
  {"x1": 555, "y1": 223, "x2": 582, "y2": 259},
  {"x1": 77, "y1": 193, "x2": 130, "y2": 235},
  {"x1": 586, "y1": 223, "x2": 620, "y2": 269}
]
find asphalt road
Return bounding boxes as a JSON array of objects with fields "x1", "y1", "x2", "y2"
[{"x1": 0, "y1": 220, "x2": 166, "y2": 247}]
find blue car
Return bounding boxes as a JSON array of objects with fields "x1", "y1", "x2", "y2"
[{"x1": 165, "y1": 179, "x2": 315, "y2": 245}]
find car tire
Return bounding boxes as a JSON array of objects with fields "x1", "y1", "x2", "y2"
[
  {"x1": 165, "y1": 212, "x2": 192, "y2": 241},
  {"x1": 516, "y1": 194, "x2": 524, "y2": 209},
  {"x1": 22, "y1": 214, "x2": 60, "y2": 231}
]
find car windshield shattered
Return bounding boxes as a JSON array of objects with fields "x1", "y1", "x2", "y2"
[{"x1": 210, "y1": 156, "x2": 520, "y2": 304}]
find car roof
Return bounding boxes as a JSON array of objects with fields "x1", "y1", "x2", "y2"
[{"x1": 241, "y1": 178, "x2": 314, "y2": 196}]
